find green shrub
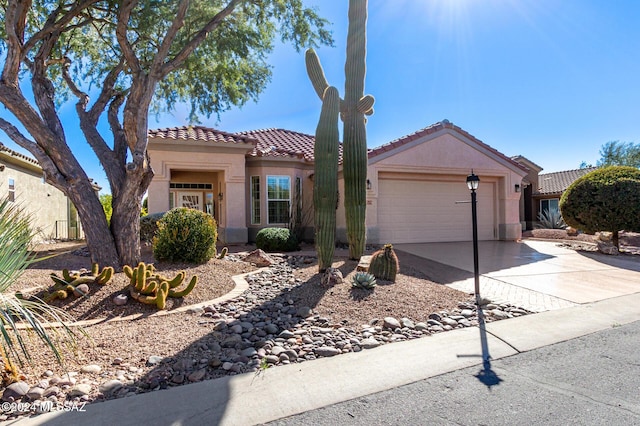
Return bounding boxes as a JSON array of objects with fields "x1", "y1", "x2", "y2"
[
  {"x1": 255, "y1": 227, "x2": 299, "y2": 252},
  {"x1": 153, "y1": 208, "x2": 218, "y2": 263},
  {"x1": 140, "y1": 212, "x2": 165, "y2": 243},
  {"x1": 560, "y1": 166, "x2": 640, "y2": 247}
]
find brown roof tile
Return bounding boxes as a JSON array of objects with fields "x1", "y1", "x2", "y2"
[
  {"x1": 367, "y1": 120, "x2": 528, "y2": 172},
  {"x1": 536, "y1": 167, "x2": 598, "y2": 195},
  {"x1": 0, "y1": 143, "x2": 39, "y2": 166},
  {"x1": 239, "y1": 128, "x2": 343, "y2": 163},
  {"x1": 148, "y1": 126, "x2": 257, "y2": 145}
]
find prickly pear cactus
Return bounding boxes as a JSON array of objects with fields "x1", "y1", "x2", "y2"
[
  {"x1": 368, "y1": 244, "x2": 399, "y2": 282},
  {"x1": 124, "y1": 261, "x2": 198, "y2": 310},
  {"x1": 306, "y1": 0, "x2": 374, "y2": 262}
]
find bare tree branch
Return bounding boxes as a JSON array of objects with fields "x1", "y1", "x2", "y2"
[
  {"x1": 87, "y1": 58, "x2": 126, "y2": 124},
  {"x1": 0, "y1": 118, "x2": 67, "y2": 189},
  {"x1": 159, "y1": 0, "x2": 242, "y2": 77},
  {"x1": 150, "y1": 0, "x2": 190, "y2": 75},
  {"x1": 22, "y1": 0, "x2": 100, "y2": 55},
  {"x1": 116, "y1": 0, "x2": 142, "y2": 73},
  {"x1": 2, "y1": 0, "x2": 31, "y2": 84}
]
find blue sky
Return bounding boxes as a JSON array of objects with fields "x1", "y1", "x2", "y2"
[{"x1": 2, "y1": 0, "x2": 640, "y2": 193}]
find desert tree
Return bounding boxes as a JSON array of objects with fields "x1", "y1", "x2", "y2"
[
  {"x1": 0, "y1": 0, "x2": 331, "y2": 267},
  {"x1": 597, "y1": 140, "x2": 640, "y2": 168}
]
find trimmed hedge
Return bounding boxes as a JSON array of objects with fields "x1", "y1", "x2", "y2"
[
  {"x1": 153, "y1": 208, "x2": 218, "y2": 263},
  {"x1": 560, "y1": 166, "x2": 640, "y2": 235},
  {"x1": 255, "y1": 227, "x2": 299, "y2": 252}
]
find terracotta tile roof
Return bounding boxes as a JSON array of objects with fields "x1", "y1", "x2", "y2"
[
  {"x1": 239, "y1": 128, "x2": 343, "y2": 163},
  {"x1": 148, "y1": 126, "x2": 257, "y2": 145},
  {"x1": 0, "y1": 143, "x2": 39, "y2": 166},
  {"x1": 536, "y1": 167, "x2": 598, "y2": 195},
  {"x1": 367, "y1": 120, "x2": 528, "y2": 172}
]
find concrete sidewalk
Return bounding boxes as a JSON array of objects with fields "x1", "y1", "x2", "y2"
[{"x1": 9, "y1": 291, "x2": 640, "y2": 426}]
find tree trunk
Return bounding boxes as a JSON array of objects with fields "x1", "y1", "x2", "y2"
[
  {"x1": 613, "y1": 230, "x2": 619, "y2": 249},
  {"x1": 110, "y1": 177, "x2": 151, "y2": 267},
  {"x1": 66, "y1": 182, "x2": 120, "y2": 268}
]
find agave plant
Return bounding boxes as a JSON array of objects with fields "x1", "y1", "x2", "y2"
[
  {"x1": 0, "y1": 198, "x2": 79, "y2": 382},
  {"x1": 351, "y1": 272, "x2": 377, "y2": 289},
  {"x1": 536, "y1": 209, "x2": 567, "y2": 230}
]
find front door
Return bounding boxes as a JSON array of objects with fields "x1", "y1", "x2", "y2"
[{"x1": 176, "y1": 192, "x2": 202, "y2": 210}]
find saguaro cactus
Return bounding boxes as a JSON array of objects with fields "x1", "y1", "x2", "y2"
[
  {"x1": 306, "y1": 0, "x2": 374, "y2": 261},
  {"x1": 313, "y1": 86, "x2": 340, "y2": 272}
]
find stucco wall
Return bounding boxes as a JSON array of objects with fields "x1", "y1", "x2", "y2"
[
  {"x1": 0, "y1": 159, "x2": 69, "y2": 241},
  {"x1": 245, "y1": 162, "x2": 314, "y2": 242},
  {"x1": 365, "y1": 130, "x2": 526, "y2": 242},
  {"x1": 147, "y1": 140, "x2": 250, "y2": 244}
]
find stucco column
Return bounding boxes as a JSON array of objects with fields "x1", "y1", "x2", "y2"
[
  {"x1": 220, "y1": 180, "x2": 247, "y2": 244},
  {"x1": 148, "y1": 178, "x2": 170, "y2": 214}
]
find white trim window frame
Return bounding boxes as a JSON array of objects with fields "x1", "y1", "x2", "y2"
[
  {"x1": 8, "y1": 178, "x2": 15, "y2": 203},
  {"x1": 267, "y1": 175, "x2": 291, "y2": 225},
  {"x1": 250, "y1": 176, "x2": 261, "y2": 225},
  {"x1": 540, "y1": 198, "x2": 559, "y2": 215}
]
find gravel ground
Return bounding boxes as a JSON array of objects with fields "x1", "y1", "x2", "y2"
[{"x1": 5, "y1": 243, "x2": 469, "y2": 390}]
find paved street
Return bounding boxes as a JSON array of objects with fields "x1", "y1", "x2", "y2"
[{"x1": 268, "y1": 319, "x2": 640, "y2": 425}]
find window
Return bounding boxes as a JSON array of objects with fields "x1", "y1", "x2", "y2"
[
  {"x1": 250, "y1": 176, "x2": 261, "y2": 225},
  {"x1": 8, "y1": 178, "x2": 15, "y2": 202},
  {"x1": 540, "y1": 199, "x2": 559, "y2": 215},
  {"x1": 267, "y1": 176, "x2": 290, "y2": 224}
]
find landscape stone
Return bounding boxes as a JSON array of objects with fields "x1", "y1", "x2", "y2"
[
  {"x1": 2, "y1": 382, "x2": 29, "y2": 401},
  {"x1": 242, "y1": 249, "x2": 275, "y2": 267},
  {"x1": 360, "y1": 337, "x2": 382, "y2": 349},
  {"x1": 383, "y1": 317, "x2": 401, "y2": 330},
  {"x1": 98, "y1": 380, "x2": 123, "y2": 394},
  {"x1": 146, "y1": 356, "x2": 164, "y2": 366},
  {"x1": 68, "y1": 384, "x2": 92, "y2": 397},
  {"x1": 314, "y1": 346, "x2": 341, "y2": 357},
  {"x1": 113, "y1": 294, "x2": 128, "y2": 306},
  {"x1": 81, "y1": 364, "x2": 102, "y2": 374}
]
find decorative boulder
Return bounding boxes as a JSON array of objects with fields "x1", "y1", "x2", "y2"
[
  {"x1": 242, "y1": 249, "x2": 275, "y2": 267},
  {"x1": 597, "y1": 241, "x2": 619, "y2": 255}
]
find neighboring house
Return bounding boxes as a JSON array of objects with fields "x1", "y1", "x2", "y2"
[
  {"x1": 0, "y1": 143, "x2": 83, "y2": 241},
  {"x1": 147, "y1": 120, "x2": 528, "y2": 245},
  {"x1": 533, "y1": 167, "x2": 598, "y2": 223}
]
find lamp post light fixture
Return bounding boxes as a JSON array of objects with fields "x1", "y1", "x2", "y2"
[{"x1": 466, "y1": 171, "x2": 480, "y2": 307}]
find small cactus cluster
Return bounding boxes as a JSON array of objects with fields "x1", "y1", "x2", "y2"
[
  {"x1": 368, "y1": 244, "x2": 399, "y2": 282},
  {"x1": 217, "y1": 247, "x2": 228, "y2": 259},
  {"x1": 124, "y1": 261, "x2": 198, "y2": 310},
  {"x1": 43, "y1": 263, "x2": 114, "y2": 302},
  {"x1": 351, "y1": 271, "x2": 377, "y2": 289}
]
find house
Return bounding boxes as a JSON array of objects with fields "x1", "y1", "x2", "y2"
[
  {"x1": 511, "y1": 155, "x2": 597, "y2": 230},
  {"x1": 147, "y1": 120, "x2": 528, "y2": 244},
  {"x1": 533, "y1": 167, "x2": 598, "y2": 222},
  {"x1": 0, "y1": 143, "x2": 82, "y2": 241}
]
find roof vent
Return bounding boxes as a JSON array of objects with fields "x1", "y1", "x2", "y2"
[{"x1": 442, "y1": 119, "x2": 450, "y2": 124}]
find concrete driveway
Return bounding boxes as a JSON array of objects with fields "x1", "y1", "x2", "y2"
[{"x1": 395, "y1": 240, "x2": 640, "y2": 311}]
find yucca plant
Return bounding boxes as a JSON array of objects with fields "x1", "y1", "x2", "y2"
[
  {"x1": 536, "y1": 209, "x2": 567, "y2": 230},
  {"x1": 0, "y1": 198, "x2": 79, "y2": 383},
  {"x1": 351, "y1": 272, "x2": 377, "y2": 289}
]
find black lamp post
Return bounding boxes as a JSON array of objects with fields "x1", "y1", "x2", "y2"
[{"x1": 466, "y1": 171, "x2": 480, "y2": 306}]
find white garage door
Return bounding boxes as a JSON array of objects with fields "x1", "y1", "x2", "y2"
[{"x1": 377, "y1": 178, "x2": 495, "y2": 243}]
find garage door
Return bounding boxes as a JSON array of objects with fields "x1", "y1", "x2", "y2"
[{"x1": 377, "y1": 178, "x2": 495, "y2": 243}]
